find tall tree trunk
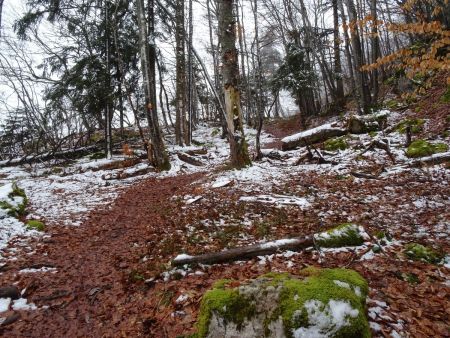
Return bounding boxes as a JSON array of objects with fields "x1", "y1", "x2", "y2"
[
  {"x1": 104, "y1": 0, "x2": 113, "y2": 159},
  {"x1": 344, "y1": 0, "x2": 371, "y2": 114},
  {"x1": 339, "y1": 0, "x2": 356, "y2": 94},
  {"x1": 175, "y1": 0, "x2": 186, "y2": 146},
  {"x1": 136, "y1": 0, "x2": 170, "y2": 170},
  {"x1": 251, "y1": 0, "x2": 263, "y2": 160},
  {"x1": 333, "y1": 0, "x2": 345, "y2": 107},
  {"x1": 186, "y1": 0, "x2": 193, "y2": 145},
  {"x1": 371, "y1": 0, "x2": 379, "y2": 102},
  {"x1": 219, "y1": 0, "x2": 251, "y2": 168}
]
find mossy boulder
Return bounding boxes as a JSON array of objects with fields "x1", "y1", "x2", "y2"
[
  {"x1": 324, "y1": 137, "x2": 348, "y2": 151},
  {"x1": 26, "y1": 220, "x2": 45, "y2": 231},
  {"x1": 396, "y1": 118, "x2": 425, "y2": 134},
  {"x1": 0, "y1": 182, "x2": 28, "y2": 217},
  {"x1": 314, "y1": 223, "x2": 365, "y2": 248},
  {"x1": 194, "y1": 268, "x2": 370, "y2": 338},
  {"x1": 404, "y1": 243, "x2": 443, "y2": 264},
  {"x1": 405, "y1": 140, "x2": 448, "y2": 158}
]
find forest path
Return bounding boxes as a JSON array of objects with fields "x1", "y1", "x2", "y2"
[{"x1": 0, "y1": 172, "x2": 205, "y2": 337}]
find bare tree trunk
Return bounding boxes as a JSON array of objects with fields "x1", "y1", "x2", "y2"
[
  {"x1": 104, "y1": 1, "x2": 113, "y2": 159},
  {"x1": 344, "y1": 0, "x2": 371, "y2": 113},
  {"x1": 371, "y1": 0, "x2": 379, "y2": 102},
  {"x1": 136, "y1": 0, "x2": 170, "y2": 170},
  {"x1": 175, "y1": 0, "x2": 186, "y2": 146},
  {"x1": 252, "y1": 0, "x2": 264, "y2": 160},
  {"x1": 219, "y1": 0, "x2": 251, "y2": 168},
  {"x1": 333, "y1": 0, "x2": 345, "y2": 107},
  {"x1": 186, "y1": 0, "x2": 193, "y2": 145}
]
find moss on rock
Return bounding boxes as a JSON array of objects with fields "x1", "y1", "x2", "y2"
[
  {"x1": 26, "y1": 220, "x2": 45, "y2": 231},
  {"x1": 404, "y1": 243, "x2": 443, "y2": 264},
  {"x1": 324, "y1": 137, "x2": 348, "y2": 151},
  {"x1": 314, "y1": 223, "x2": 365, "y2": 248},
  {"x1": 194, "y1": 268, "x2": 370, "y2": 338},
  {"x1": 405, "y1": 139, "x2": 448, "y2": 158}
]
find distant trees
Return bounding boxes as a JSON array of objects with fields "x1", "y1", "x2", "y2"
[{"x1": 0, "y1": 0, "x2": 448, "y2": 163}]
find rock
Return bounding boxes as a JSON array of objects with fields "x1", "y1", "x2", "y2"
[
  {"x1": 195, "y1": 268, "x2": 370, "y2": 338},
  {"x1": 347, "y1": 111, "x2": 388, "y2": 134},
  {"x1": 0, "y1": 286, "x2": 21, "y2": 300}
]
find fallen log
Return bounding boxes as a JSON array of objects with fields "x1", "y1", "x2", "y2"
[
  {"x1": 0, "y1": 145, "x2": 101, "y2": 168},
  {"x1": 102, "y1": 166, "x2": 154, "y2": 180},
  {"x1": 350, "y1": 172, "x2": 380, "y2": 180},
  {"x1": 281, "y1": 123, "x2": 347, "y2": 151},
  {"x1": 408, "y1": 151, "x2": 450, "y2": 167},
  {"x1": 177, "y1": 152, "x2": 205, "y2": 166},
  {"x1": 171, "y1": 236, "x2": 314, "y2": 266},
  {"x1": 347, "y1": 111, "x2": 388, "y2": 134},
  {"x1": 185, "y1": 148, "x2": 208, "y2": 156}
]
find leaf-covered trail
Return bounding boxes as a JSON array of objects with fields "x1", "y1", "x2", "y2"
[{"x1": 0, "y1": 173, "x2": 205, "y2": 337}]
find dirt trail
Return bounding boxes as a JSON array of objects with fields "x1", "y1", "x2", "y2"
[{"x1": 0, "y1": 173, "x2": 204, "y2": 337}]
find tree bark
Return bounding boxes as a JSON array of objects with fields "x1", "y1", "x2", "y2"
[
  {"x1": 344, "y1": 0, "x2": 372, "y2": 113},
  {"x1": 219, "y1": 0, "x2": 251, "y2": 168},
  {"x1": 136, "y1": 0, "x2": 170, "y2": 170},
  {"x1": 333, "y1": 0, "x2": 345, "y2": 106},
  {"x1": 175, "y1": 0, "x2": 187, "y2": 146}
]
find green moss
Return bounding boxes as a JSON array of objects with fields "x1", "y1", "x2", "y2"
[
  {"x1": 440, "y1": 86, "x2": 450, "y2": 103},
  {"x1": 211, "y1": 128, "x2": 220, "y2": 137},
  {"x1": 196, "y1": 287, "x2": 256, "y2": 337},
  {"x1": 406, "y1": 139, "x2": 448, "y2": 158},
  {"x1": 315, "y1": 223, "x2": 364, "y2": 248},
  {"x1": 195, "y1": 269, "x2": 369, "y2": 338},
  {"x1": 368, "y1": 131, "x2": 377, "y2": 138},
  {"x1": 278, "y1": 268, "x2": 369, "y2": 338},
  {"x1": 26, "y1": 220, "x2": 45, "y2": 231},
  {"x1": 404, "y1": 243, "x2": 443, "y2": 264},
  {"x1": 324, "y1": 137, "x2": 348, "y2": 151},
  {"x1": 396, "y1": 118, "x2": 425, "y2": 134}
]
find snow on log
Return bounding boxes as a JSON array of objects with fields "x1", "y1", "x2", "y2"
[
  {"x1": 347, "y1": 110, "x2": 389, "y2": 134},
  {"x1": 171, "y1": 236, "x2": 314, "y2": 266},
  {"x1": 177, "y1": 152, "x2": 205, "y2": 166},
  {"x1": 408, "y1": 151, "x2": 450, "y2": 167},
  {"x1": 0, "y1": 145, "x2": 101, "y2": 167},
  {"x1": 281, "y1": 124, "x2": 347, "y2": 151}
]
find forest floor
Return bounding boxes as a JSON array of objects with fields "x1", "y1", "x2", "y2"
[{"x1": 0, "y1": 88, "x2": 449, "y2": 337}]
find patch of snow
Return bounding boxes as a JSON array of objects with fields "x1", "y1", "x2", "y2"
[
  {"x1": 19, "y1": 267, "x2": 57, "y2": 273},
  {"x1": 259, "y1": 238, "x2": 299, "y2": 249},
  {"x1": 292, "y1": 299, "x2": 359, "y2": 338},
  {"x1": 175, "y1": 294, "x2": 189, "y2": 304},
  {"x1": 0, "y1": 298, "x2": 11, "y2": 312},
  {"x1": 173, "y1": 254, "x2": 193, "y2": 262},
  {"x1": 11, "y1": 298, "x2": 37, "y2": 311},
  {"x1": 240, "y1": 194, "x2": 311, "y2": 208}
]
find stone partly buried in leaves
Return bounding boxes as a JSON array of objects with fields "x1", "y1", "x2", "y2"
[{"x1": 193, "y1": 267, "x2": 370, "y2": 338}]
